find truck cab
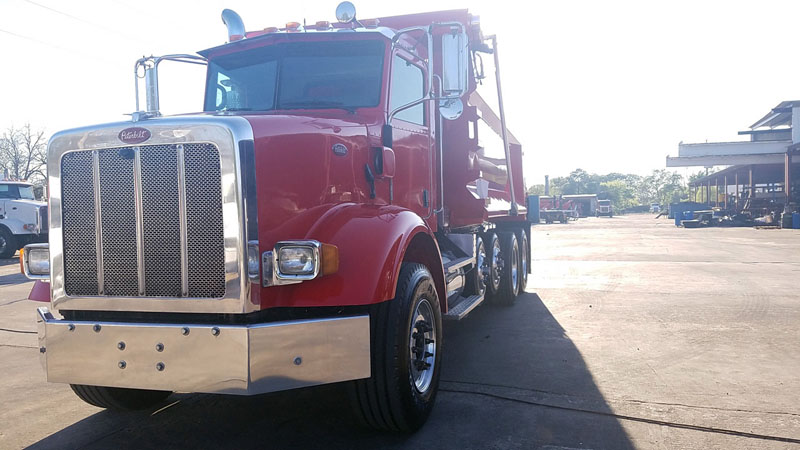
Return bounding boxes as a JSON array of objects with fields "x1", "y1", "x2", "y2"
[
  {"x1": 23, "y1": 3, "x2": 529, "y2": 431},
  {"x1": 597, "y1": 199, "x2": 613, "y2": 217},
  {"x1": 0, "y1": 180, "x2": 47, "y2": 258}
]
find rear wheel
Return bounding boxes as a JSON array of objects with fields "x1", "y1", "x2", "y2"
[
  {"x1": 515, "y1": 229, "x2": 529, "y2": 294},
  {"x1": 495, "y1": 232, "x2": 520, "y2": 305},
  {"x1": 349, "y1": 263, "x2": 442, "y2": 432},
  {"x1": 0, "y1": 228, "x2": 16, "y2": 259},
  {"x1": 482, "y1": 232, "x2": 502, "y2": 303},
  {"x1": 465, "y1": 235, "x2": 487, "y2": 297},
  {"x1": 70, "y1": 384, "x2": 171, "y2": 410}
]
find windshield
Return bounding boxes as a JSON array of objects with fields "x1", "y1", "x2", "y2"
[
  {"x1": 204, "y1": 40, "x2": 385, "y2": 113},
  {"x1": 0, "y1": 184, "x2": 35, "y2": 200}
]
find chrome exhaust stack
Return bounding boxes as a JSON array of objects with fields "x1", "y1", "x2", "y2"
[{"x1": 222, "y1": 9, "x2": 246, "y2": 42}]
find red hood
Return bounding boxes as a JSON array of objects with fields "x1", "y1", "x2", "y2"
[{"x1": 243, "y1": 114, "x2": 381, "y2": 247}]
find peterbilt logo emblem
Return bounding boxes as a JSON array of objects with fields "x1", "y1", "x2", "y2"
[
  {"x1": 118, "y1": 127, "x2": 151, "y2": 144},
  {"x1": 332, "y1": 143, "x2": 348, "y2": 156}
]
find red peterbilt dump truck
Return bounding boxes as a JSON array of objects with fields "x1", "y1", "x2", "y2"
[{"x1": 22, "y1": 2, "x2": 529, "y2": 431}]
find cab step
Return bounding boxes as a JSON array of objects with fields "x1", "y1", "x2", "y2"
[
  {"x1": 443, "y1": 256, "x2": 473, "y2": 274},
  {"x1": 444, "y1": 294, "x2": 485, "y2": 321}
]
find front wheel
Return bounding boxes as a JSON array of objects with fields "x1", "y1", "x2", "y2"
[
  {"x1": 495, "y1": 232, "x2": 520, "y2": 304},
  {"x1": 0, "y1": 228, "x2": 16, "y2": 259},
  {"x1": 350, "y1": 263, "x2": 442, "y2": 432},
  {"x1": 70, "y1": 384, "x2": 171, "y2": 410}
]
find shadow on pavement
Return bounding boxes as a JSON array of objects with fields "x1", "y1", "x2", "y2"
[{"x1": 29, "y1": 292, "x2": 633, "y2": 450}]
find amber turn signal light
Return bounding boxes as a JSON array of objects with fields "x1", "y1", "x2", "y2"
[{"x1": 321, "y1": 243, "x2": 339, "y2": 276}]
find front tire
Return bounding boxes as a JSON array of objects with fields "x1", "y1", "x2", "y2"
[
  {"x1": 0, "y1": 228, "x2": 16, "y2": 259},
  {"x1": 350, "y1": 263, "x2": 442, "y2": 432},
  {"x1": 70, "y1": 384, "x2": 171, "y2": 410}
]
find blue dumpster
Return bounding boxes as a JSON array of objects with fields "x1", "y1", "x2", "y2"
[{"x1": 793, "y1": 212, "x2": 800, "y2": 229}]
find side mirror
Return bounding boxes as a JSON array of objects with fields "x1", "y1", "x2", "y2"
[
  {"x1": 441, "y1": 29, "x2": 468, "y2": 98},
  {"x1": 374, "y1": 146, "x2": 395, "y2": 179},
  {"x1": 381, "y1": 123, "x2": 393, "y2": 148}
]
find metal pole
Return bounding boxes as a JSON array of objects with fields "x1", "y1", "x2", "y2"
[
  {"x1": 735, "y1": 171, "x2": 739, "y2": 211},
  {"x1": 724, "y1": 174, "x2": 728, "y2": 210},
  {"x1": 488, "y1": 35, "x2": 517, "y2": 214}
]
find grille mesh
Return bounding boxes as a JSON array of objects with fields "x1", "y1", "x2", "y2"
[
  {"x1": 140, "y1": 145, "x2": 182, "y2": 296},
  {"x1": 184, "y1": 144, "x2": 226, "y2": 298},
  {"x1": 60, "y1": 143, "x2": 226, "y2": 298},
  {"x1": 61, "y1": 152, "x2": 98, "y2": 296},
  {"x1": 98, "y1": 149, "x2": 139, "y2": 296}
]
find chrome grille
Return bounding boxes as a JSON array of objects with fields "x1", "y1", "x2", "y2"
[{"x1": 60, "y1": 143, "x2": 226, "y2": 298}]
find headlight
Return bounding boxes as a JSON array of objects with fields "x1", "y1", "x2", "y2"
[
  {"x1": 22, "y1": 243, "x2": 49, "y2": 280},
  {"x1": 278, "y1": 246, "x2": 317, "y2": 276}
]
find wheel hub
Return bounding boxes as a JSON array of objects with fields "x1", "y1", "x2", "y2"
[{"x1": 409, "y1": 299, "x2": 436, "y2": 394}]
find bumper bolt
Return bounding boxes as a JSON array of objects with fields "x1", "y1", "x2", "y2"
[
  {"x1": 156, "y1": 362, "x2": 165, "y2": 371},
  {"x1": 155, "y1": 343, "x2": 164, "y2": 352},
  {"x1": 211, "y1": 327, "x2": 220, "y2": 336},
  {"x1": 93, "y1": 324, "x2": 101, "y2": 333},
  {"x1": 117, "y1": 342, "x2": 126, "y2": 351},
  {"x1": 181, "y1": 327, "x2": 190, "y2": 336},
  {"x1": 39, "y1": 347, "x2": 46, "y2": 353},
  {"x1": 118, "y1": 361, "x2": 126, "y2": 369},
  {"x1": 293, "y1": 357, "x2": 302, "y2": 366},
  {"x1": 67, "y1": 324, "x2": 75, "y2": 331}
]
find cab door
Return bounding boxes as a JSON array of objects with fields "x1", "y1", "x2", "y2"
[{"x1": 385, "y1": 51, "x2": 432, "y2": 219}]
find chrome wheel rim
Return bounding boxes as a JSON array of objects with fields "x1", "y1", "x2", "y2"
[
  {"x1": 510, "y1": 241, "x2": 519, "y2": 294},
  {"x1": 490, "y1": 238, "x2": 502, "y2": 290},
  {"x1": 409, "y1": 298, "x2": 436, "y2": 394},
  {"x1": 476, "y1": 238, "x2": 487, "y2": 296},
  {"x1": 521, "y1": 234, "x2": 528, "y2": 288}
]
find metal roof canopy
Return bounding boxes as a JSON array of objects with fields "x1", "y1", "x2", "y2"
[
  {"x1": 749, "y1": 100, "x2": 800, "y2": 130},
  {"x1": 688, "y1": 162, "x2": 798, "y2": 187}
]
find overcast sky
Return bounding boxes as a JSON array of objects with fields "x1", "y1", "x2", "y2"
[{"x1": 2, "y1": 0, "x2": 799, "y2": 185}]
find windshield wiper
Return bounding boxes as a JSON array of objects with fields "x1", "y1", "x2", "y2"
[{"x1": 279, "y1": 101, "x2": 356, "y2": 113}]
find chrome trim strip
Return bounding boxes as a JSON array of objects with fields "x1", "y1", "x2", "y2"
[
  {"x1": 47, "y1": 116, "x2": 255, "y2": 315},
  {"x1": 132, "y1": 147, "x2": 146, "y2": 295},
  {"x1": 91, "y1": 151, "x2": 105, "y2": 294},
  {"x1": 175, "y1": 143, "x2": 189, "y2": 297},
  {"x1": 36, "y1": 307, "x2": 370, "y2": 395}
]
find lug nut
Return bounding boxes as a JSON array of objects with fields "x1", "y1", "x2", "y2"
[
  {"x1": 211, "y1": 327, "x2": 220, "y2": 336},
  {"x1": 117, "y1": 342, "x2": 126, "y2": 351},
  {"x1": 118, "y1": 361, "x2": 127, "y2": 369},
  {"x1": 293, "y1": 357, "x2": 302, "y2": 366},
  {"x1": 181, "y1": 327, "x2": 190, "y2": 336},
  {"x1": 155, "y1": 343, "x2": 164, "y2": 352},
  {"x1": 93, "y1": 324, "x2": 102, "y2": 333},
  {"x1": 156, "y1": 362, "x2": 165, "y2": 371}
]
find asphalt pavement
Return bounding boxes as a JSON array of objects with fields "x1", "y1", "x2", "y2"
[{"x1": 2, "y1": 215, "x2": 799, "y2": 449}]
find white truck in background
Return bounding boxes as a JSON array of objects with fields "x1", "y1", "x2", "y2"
[{"x1": 0, "y1": 180, "x2": 48, "y2": 258}]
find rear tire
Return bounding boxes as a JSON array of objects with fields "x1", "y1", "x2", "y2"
[
  {"x1": 349, "y1": 263, "x2": 442, "y2": 432},
  {"x1": 70, "y1": 384, "x2": 171, "y2": 410},
  {"x1": 482, "y1": 232, "x2": 502, "y2": 303},
  {"x1": 515, "y1": 229, "x2": 529, "y2": 294},
  {"x1": 495, "y1": 232, "x2": 520, "y2": 305},
  {"x1": 464, "y1": 235, "x2": 487, "y2": 297},
  {"x1": 0, "y1": 228, "x2": 16, "y2": 259}
]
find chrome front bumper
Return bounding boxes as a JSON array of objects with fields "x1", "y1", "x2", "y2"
[{"x1": 36, "y1": 307, "x2": 370, "y2": 395}]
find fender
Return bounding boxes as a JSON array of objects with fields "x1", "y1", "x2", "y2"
[{"x1": 259, "y1": 203, "x2": 446, "y2": 311}]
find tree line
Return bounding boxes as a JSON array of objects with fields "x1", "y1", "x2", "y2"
[
  {"x1": 0, "y1": 123, "x2": 47, "y2": 184},
  {"x1": 527, "y1": 168, "x2": 700, "y2": 209}
]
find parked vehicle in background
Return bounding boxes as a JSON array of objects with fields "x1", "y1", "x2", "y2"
[
  {"x1": 650, "y1": 203, "x2": 661, "y2": 213},
  {"x1": 22, "y1": 3, "x2": 530, "y2": 432},
  {"x1": 0, "y1": 180, "x2": 47, "y2": 258},
  {"x1": 597, "y1": 199, "x2": 613, "y2": 217}
]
